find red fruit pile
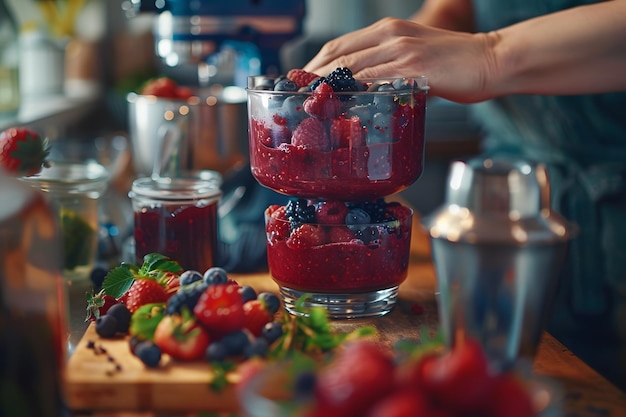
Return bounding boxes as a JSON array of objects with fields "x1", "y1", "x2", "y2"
[
  {"x1": 302, "y1": 339, "x2": 537, "y2": 417},
  {"x1": 139, "y1": 76, "x2": 193, "y2": 100}
]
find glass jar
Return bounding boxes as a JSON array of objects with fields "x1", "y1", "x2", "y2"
[
  {"x1": 129, "y1": 176, "x2": 222, "y2": 272},
  {"x1": 0, "y1": 169, "x2": 68, "y2": 416},
  {"x1": 0, "y1": 0, "x2": 20, "y2": 117},
  {"x1": 19, "y1": 161, "x2": 110, "y2": 282}
]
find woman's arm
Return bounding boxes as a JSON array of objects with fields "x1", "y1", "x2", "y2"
[
  {"x1": 304, "y1": 1, "x2": 626, "y2": 103},
  {"x1": 489, "y1": 0, "x2": 626, "y2": 97}
]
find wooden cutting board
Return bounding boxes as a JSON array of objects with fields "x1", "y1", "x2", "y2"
[{"x1": 64, "y1": 323, "x2": 241, "y2": 413}]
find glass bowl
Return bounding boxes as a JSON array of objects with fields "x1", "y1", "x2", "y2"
[
  {"x1": 264, "y1": 199, "x2": 413, "y2": 319},
  {"x1": 247, "y1": 76, "x2": 429, "y2": 201}
]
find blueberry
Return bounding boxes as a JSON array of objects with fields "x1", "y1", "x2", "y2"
[
  {"x1": 205, "y1": 341, "x2": 229, "y2": 362},
  {"x1": 294, "y1": 371, "x2": 317, "y2": 399},
  {"x1": 179, "y1": 270, "x2": 203, "y2": 286},
  {"x1": 95, "y1": 315, "x2": 118, "y2": 338},
  {"x1": 258, "y1": 292, "x2": 280, "y2": 314},
  {"x1": 203, "y1": 267, "x2": 229, "y2": 285},
  {"x1": 106, "y1": 303, "x2": 131, "y2": 333},
  {"x1": 392, "y1": 77, "x2": 415, "y2": 91},
  {"x1": 261, "y1": 321, "x2": 283, "y2": 344},
  {"x1": 220, "y1": 329, "x2": 251, "y2": 356},
  {"x1": 239, "y1": 285, "x2": 257, "y2": 303},
  {"x1": 274, "y1": 78, "x2": 298, "y2": 92},
  {"x1": 135, "y1": 341, "x2": 162, "y2": 368},
  {"x1": 243, "y1": 337, "x2": 269, "y2": 359},
  {"x1": 166, "y1": 281, "x2": 208, "y2": 315},
  {"x1": 345, "y1": 208, "x2": 371, "y2": 231},
  {"x1": 89, "y1": 267, "x2": 107, "y2": 292}
]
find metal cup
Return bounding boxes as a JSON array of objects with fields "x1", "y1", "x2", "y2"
[
  {"x1": 127, "y1": 85, "x2": 249, "y2": 179},
  {"x1": 424, "y1": 156, "x2": 577, "y2": 371}
]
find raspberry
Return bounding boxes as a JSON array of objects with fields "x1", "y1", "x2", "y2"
[
  {"x1": 328, "y1": 226, "x2": 355, "y2": 243},
  {"x1": 267, "y1": 205, "x2": 290, "y2": 240},
  {"x1": 330, "y1": 116, "x2": 366, "y2": 148},
  {"x1": 287, "y1": 224, "x2": 327, "y2": 249},
  {"x1": 287, "y1": 69, "x2": 320, "y2": 88},
  {"x1": 303, "y1": 82, "x2": 342, "y2": 120},
  {"x1": 291, "y1": 118, "x2": 330, "y2": 151},
  {"x1": 193, "y1": 284, "x2": 245, "y2": 335},
  {"x1": 315, "y1": 201, "x2": 349, "y2": 225},
  {"x1": 385, "y1": 203, "x2": 413, "y2": 222}
]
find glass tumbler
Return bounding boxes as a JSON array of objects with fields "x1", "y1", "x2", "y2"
[
  {"x1": 129, "y1": 176, "x2": 222, "y2": 272},
  {"x1": 19, "y1": 161, "x2": 109, "y2": 282}
]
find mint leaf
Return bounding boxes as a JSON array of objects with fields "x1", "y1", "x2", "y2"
[
  {"x1": 139, "y1": 253, "x2": 182, "y2": 276},
  {"x1": 102, "y1": 266, "x2": 135, "y2": 299}
]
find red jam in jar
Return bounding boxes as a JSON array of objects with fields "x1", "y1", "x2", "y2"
[{"x1": 130, "y1": 176, "x2": 221, "y2": 271}]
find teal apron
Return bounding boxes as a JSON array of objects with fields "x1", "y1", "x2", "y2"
[{"x1": 470, "y1": 0, "x2": 626, "y2": 388}]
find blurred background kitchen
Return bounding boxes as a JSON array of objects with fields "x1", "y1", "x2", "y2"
[{"x1": 1, "y1": 0, "x2": 481, "y2": 213}]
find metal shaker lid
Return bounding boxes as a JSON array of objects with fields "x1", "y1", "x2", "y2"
[{"x1": 424, "y1": 156, "x2": 577, "y2": 245}]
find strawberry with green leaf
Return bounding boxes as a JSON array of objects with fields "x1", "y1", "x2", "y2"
[
  {"x1": 153, "y1": 310, "x2": 210, "y2": 361},
  {"x1": 0, "y1": 127, "x2": 49, "y2": 176},
  {"x1": 98, "y1": 253, "x2": 183, "y2": 313}
]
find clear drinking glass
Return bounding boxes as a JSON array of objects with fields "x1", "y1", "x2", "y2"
[{"x1": 19, "y1": 161, "x2": 109, "y2": 282}]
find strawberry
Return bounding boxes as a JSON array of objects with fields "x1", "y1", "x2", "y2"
[
  {"x1": 303, "y1": 82, "x2": 342, "y2": 120},
  {"x1": 153, "y1": 313, "x2": 210, "y2": 361},
  {"x1": 315, "y1": 201, "x2": 349, "y2": 225},
  {"x1": 487, "y1": 373, "x2": 535, "y2": 417},
  {"x1": 0, "y1": 127, "x2": 49, "y2": 176},
  {"x1": 330, "y1": 116, "x2": 366, "y2": 148},
  {"x1": 162, "y1": 272, "x2": 181, "y2": 299},
  {"x1": 193, "y1": 284, "x2": 245, "y2": 335},
  {"x1": 125, "y1": 278, "x2": 169, "y2": 314},
  {"x1": 287, "y1": 68, "x2": 320, "y2": 88},
  {"x1": 286, "y1": 224, "x2": 327, "y2": 249},
  {"x1": 417, "y1": 337, "x2": 493, "y2": 413},
  {"x1": 315, "y1": 341, "x2": 396, "y2": 417},
  {"x1": 292, "y1": 118, "x2": 330, "y2": 151},
  {"x1": 140, "y1": 77, "x2": 179, "y2": 98},
  {"x1": 242, "y1": 299, "x2": 273, "y2": 337},
  {"x1": 364, "y1": 388, "x2": 445, "y2": 417},
  {"x1": 85, "y1": 292, "x2": 118, "y2": 321}
]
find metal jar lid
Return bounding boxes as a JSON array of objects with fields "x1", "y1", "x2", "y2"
[{"x1": 424, "y1": 156, "x2": 577, "y2": 246}]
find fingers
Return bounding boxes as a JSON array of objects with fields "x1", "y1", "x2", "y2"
[{"x1": 304, "y1": 17, "x2": 414, "y2": 74}]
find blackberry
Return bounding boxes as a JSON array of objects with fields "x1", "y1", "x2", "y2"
[
  {"x1": 308, "y1": 76, "x2": 326, "y2": 91},
  {"x1": 326, "y1": 67, "x2": 358, "y2": 92},
  {"x1": 165, "y1": 281, "x2": 209, "y2": 315},
  {"x1": 285, "y1": 199, "x2": 316, "y2": 226}
]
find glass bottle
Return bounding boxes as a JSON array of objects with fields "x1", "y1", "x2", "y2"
[
  {"x1": 0, "y1": 169, "x2": 68, "y2": 417},
  {"x1": 0, "y1": 0, "x2": 20, "y2": 117}
]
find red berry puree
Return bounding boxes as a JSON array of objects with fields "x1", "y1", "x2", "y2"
[{"x1": 265, "y1": 204, "x2": 413, "y2": 293}]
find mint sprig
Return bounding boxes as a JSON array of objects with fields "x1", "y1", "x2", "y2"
[{"x1": 100, "y1": 253, "x2": 183, "y2": 299}]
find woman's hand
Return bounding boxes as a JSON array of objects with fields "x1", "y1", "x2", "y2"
[{"x1": 304, "y1": 17, "x2": 500, "y2": 103}]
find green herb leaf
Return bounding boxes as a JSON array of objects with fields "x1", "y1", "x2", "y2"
[
  {"x1": 102, "y1": 266, "x2": 135, "y2": 299},
  {"x1": 129, "y1": 303, "x2": 166, "y2": 341},
  {"x1": 138, "y1": 253, "x2": 182, "y2": 276},
  {"x1": 209, "y1": 361, "x2": 236, "y2": 392}
]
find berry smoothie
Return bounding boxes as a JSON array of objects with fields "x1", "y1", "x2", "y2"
[
  {"x1": 248, "y1": 74, "x2": 428, "y2": 201},
  {"x1": 264, "y1": 200, "x2": 413, "y2": 293}
]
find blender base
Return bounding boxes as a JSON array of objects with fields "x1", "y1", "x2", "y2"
[{"x1": 279, "y1": 286, "x2": 399, "y2": 319}]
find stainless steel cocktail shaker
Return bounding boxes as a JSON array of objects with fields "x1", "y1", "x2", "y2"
[{"x1": 425, "y1": 156, "x2": 577, "y2": 371}]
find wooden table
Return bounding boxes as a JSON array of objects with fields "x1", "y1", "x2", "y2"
[{"x1": 65, "y1": 212, "x2": 626, "y2": 417}]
